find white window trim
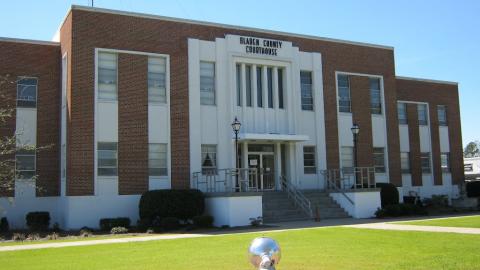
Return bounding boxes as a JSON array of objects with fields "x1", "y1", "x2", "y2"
[{"x1": 16, "y1": 76, "x2": 38, "y2": 109}]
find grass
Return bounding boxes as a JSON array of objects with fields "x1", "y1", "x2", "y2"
[
  {"x1": 0, "y1": 227, "x2": 479, "y2": 270},
  {"x1": 394, "y1": 215, "x2": 480, "y2": 228}
]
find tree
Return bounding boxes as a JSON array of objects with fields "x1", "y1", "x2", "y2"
[{"x1": 464, "y1": 141, "x2": 480, "y2": 158}]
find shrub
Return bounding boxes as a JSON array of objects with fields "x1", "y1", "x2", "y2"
[
  {"x1": 376, "y1": 183, "x2": 399, "y2": 207},
  {"x1": 79, "y1": 229, "x2": 92, "y2": 238},
  {"x1": 192, "y1": 215, "x2": 214, "y2": 228},
  {"x1": 99, "y1": 218, "x2": 130, "y2": 231},
  {"x1": 0, "y1": 217, "x2": 9, "y2": 232},
  {"x1": 161, "y1": 217, "x2": 180, "y2": 230},
  {"x1": 139, "y1": 189, "x2": 205, "y2": 222},
  {"x1": 52, "y1": 222, "x2": 61, "y2": 232},
  {"x1": 375, "y1": 203, "x2": 427, "y2": 218},
  {"x1": 12, "y1": 233, "x2": 26, "y2": 242},
  {"x1": 250, "y1": 216, "x2": 263, "y2": 227},
  {"x1": 26, "y1": 212, "x2": 50, "y2": 231},
  {"x1": 27, "y1": 233, "x2": 41, "y2": 241},
  {"x1": 46, "y1": 232, "x2": 59, "y2": 240},
  {"x1": 110, "y1": 226, "x2": 129, "y2": 234},
  {"x1": 466, "y1": 181, "x2": 480, "y2": 197},
  {"x1": 424, "y1": 195, "x2": 449, "y2": 207}
]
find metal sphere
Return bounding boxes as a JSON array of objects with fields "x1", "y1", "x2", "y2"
[{"x1": 248, "y1": 237, "x2": 281, "y2": 269}]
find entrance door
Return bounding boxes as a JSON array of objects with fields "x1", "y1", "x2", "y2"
[{"x1": 248, "y1": 153, "x2": 275, "y2": 190}]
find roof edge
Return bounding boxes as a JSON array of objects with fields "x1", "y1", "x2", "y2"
[
  {"x1": 396, "y1": 76, "x2": 458, "y2": 86},
  {"x1": 0, "y1": 37, "x2": 60, "y2": 46},
  {"x1": 70, "y1": 5, "x2": 394, "y2": 51}
]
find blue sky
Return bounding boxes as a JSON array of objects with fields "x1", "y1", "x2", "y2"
[{"x1": 1, "y1": 0, "x2": 478, "y2": 146}]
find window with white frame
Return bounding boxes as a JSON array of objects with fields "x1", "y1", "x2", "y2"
[
  {"x1": 148, "y1": 57, "x2": 167, "y2": 103},
  {"x1": 97, "y1": 142, "x2": 118, "y2": 176},
  {"x1": 373, "y1": 147, "x2": 386, "y2": 173},
  {"x1": 236, "y1": 64, "x2": 242, "y2": 106},
  {"x1": 400, "y1": 152, "x2": 410, "y2": 173},
  {"x1": 149, "y1": 143, "x2": 168, "y2": 176},
  {"x1": 337, "y1": 74, "x2": 351, "y2": 113},
  {"x1": 417, "y1": 104, "x2": 428, "y2": 125},
  {"x1": 16, "y1": 148, "x2": 35, "y2": 179},
  {"x1": 421, "y1": 152, "x2": 431, "y2": 173},
  {"x1": 441, "y1": 152, "x2": 450, "y2": 173},
  {"x1": 98, "y1": 52, "x2": 117, "y2": 100},
  {"x1": 278, "y1": 68, "x2": 284, "y2": 109},
  {"x1": 370, "y1": 78, "x2": 382, "y2": 114},
  {"x1": 303, "y1": 146, "x2": 316, "y2": 174},
  {"x1": 201, "y1": 145, "x2": 217, "y2": 175},
  {"x1": 17, "y1": 78, "x2": 37, "y2": 108},
  {"x1": 256, "y1": 67, "x2": 263, "y2": 107},
  {"x1": 200, "y1": 61, "x2": 215, "y2": 105},
  {"x1": 341, "y1": 146, "x2": 354, "y2": 172},
  {"x1": 397, "y1": 103, "x2": 407, "y2": 124},
  {"x1": 437, "y1": 105, "x2": 447, "y2": 126},
  {"x1": 300, "y1": 71, "x2": 313, "y2": 111},
  {"x1": 245, "y1": 65, "x2": 252, "y2": 107}
]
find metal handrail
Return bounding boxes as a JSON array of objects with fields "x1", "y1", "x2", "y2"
[
  {"x1": 323, "y1": 173, "x2": 354, "y2": 205},
  {"x1": 192, "y1": 168, "x2": 259, "y2": 192},
  {"x1": 280, "y1": 175, "x2": 313, "y2": 218}
]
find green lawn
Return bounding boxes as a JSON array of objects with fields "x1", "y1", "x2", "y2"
[
  {"x1": 394, "y1": 215, "x2": 480, "y2": 228},
  {"x1": 0, "y1": 227, "x2": 479, "y2": 270}
]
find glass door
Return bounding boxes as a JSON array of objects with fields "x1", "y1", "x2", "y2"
[
  {"x1": 262, "y1": 154, "x2": 275, "y2": 190},
  {"x1": 248, "y1": 154, "x2": 260, "y2": 190}
]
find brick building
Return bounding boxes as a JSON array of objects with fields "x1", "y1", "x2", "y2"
[{"x1": 0, "y1": 6, "x2": 464, "y2": 228}]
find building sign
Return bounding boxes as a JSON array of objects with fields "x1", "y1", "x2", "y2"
[{"x1": 239, "y1": 36, "x2": 283, "y2": 56}]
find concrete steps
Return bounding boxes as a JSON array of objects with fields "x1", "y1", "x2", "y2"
[{"x1": 262, "y1": 191, "x2": 350, "y2": 223}]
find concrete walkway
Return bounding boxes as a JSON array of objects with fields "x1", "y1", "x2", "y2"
[{"x1": 345, "y1": 223, "x2": 480, "y2": 235}]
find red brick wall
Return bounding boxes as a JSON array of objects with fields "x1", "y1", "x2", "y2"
[
  {"x1": 0, "y1": 41, "x2": 61, "y2": 197},
  {"x1": 397, "y1": 78, "x2": 463, "y2": 185},
  {"x1": 118, "y1": 54, "x2": 149, "y2": 195},
  {"x1": 406, "y1": 104, "x2": 422, "y2": 186}
]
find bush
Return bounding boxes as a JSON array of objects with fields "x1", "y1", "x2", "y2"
[
  {"x1": 46, "y1": 232, "x2": 59, "y2": 240},
  {"x1": 161, "y1": 217, "x2": 180, "y2": 230},
  {"x1": 110, "y1": 226, "x2": 129, "y2": 234},
  {"x1": 26, "y1": 212, "x2": 50, "y2": 231},
  {"x1": 12, "y1": 233, "x2": 26, "y2": 242},
  {"x1": 0, "y1": 217, "x2": 9, "y2": 232},
  {"x1": 79, "y1": 229, "x2": 92, "y2": 238},
  {"x1": 99, "y1": 218, "x2": 131, "y2": 231},
  {"x1": 375, "y1": 203, "x2": 427, "y2": 218},
  {"x1": 376, "y1": 183, "x2": 399, "y2": 207},
  {"x1": 139, "y1": 189, "x2": 205, "y2": 222},
  {"x1": 27, "y1": 233, "x2": 41, "y2": 241},
  {"x1": 424, "y1": 195, "x2": 449, "y2": 207},
  {"x1": 192, "y1": 215, "x2": 214, "y2": 228},
  {"x1": 466, "y1": 181, "x2": 480, "y2": 197}
]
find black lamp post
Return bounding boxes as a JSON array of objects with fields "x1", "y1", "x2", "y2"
[
  {"x1": 231, "y1": 117, "x2": 241, "y2": 190},
  {"x1": 351, "y1": 123, "x2": 360, "y2": 169}
]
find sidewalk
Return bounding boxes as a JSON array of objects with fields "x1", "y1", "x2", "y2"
[{"x1": 345, "y1": 222, "x2": 480, "y2": 234}]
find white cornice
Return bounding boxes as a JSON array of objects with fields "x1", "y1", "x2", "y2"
[
  {"x1": 0, "y1": 37, "x2": 59, "y2": 46},
  {"x1": 396, "y1": 76, "x2": 458, "y2": 86}
]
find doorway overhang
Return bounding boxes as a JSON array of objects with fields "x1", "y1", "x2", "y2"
[{"x1": 236, "y1": 133, "x2": 309, "y2": 142}]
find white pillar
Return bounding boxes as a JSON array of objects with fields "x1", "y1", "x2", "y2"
[
  {"x1": 275, "y1": 142, "x2": 282, "y2": 190},
  {"x1": 251, "y1": 64, "x2": 258, "y2": 131}
]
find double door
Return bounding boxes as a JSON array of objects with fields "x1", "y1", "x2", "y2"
[{"x1": 248, "y1": 153, "x2": 275, "y2": 190}]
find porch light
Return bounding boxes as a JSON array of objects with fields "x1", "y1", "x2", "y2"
[
  {"x1": 351, "y1": 123, "x2": 360, "y2": 135},
  {"x1": 231, "y1": 117, "x2": 241, "y2": 132}
]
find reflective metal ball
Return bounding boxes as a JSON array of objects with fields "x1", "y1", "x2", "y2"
[{"x1": 248, "y1": 237, "x2": 281, "y2": 269}]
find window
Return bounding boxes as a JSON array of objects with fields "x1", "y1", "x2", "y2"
[
  {"x1": 397, "y1": 103, "x2": 407, "y2": 124},
  {"x1": 245, "y1": 65, "x2": 252, "y2": 107},
  {"x1": 201, "y1": 145, "x2": 217, "y2": 175},
  {"x1": 300, "y1": 71, "x2": 313, "y2": 111},
  {"x1": 17, "y1": 78, "x2": 37, "y2": 108},
  {"x1": 441, "y1": 153, "x2": 450, "y2": 173},
  {"x1": 337, "y1": 74, "x2": 351, "y2": 112},
  {"x1": 16, "y1": 148, "x2": 35, "y2": 179},
  {"x1": 421, "y1": 152, "x2": 431, "y2": 173},
  {"x1": 267, "y1": 67, "x2": 273, "y2": 108},
  {"x1": 98, "y1": 52, "x2": 117, "y2": 100},
  {"x1": 256, "y1": 67, "x2": 263, "y2": 107},
  {"x1": 236, "y1": 64, "x2": 242, "y2": 106},
  {"x1": 341, "y1": 146, "x2": 354, "y2": 172},
  {"x1": 148, "y1": 57, "x2": 167, "y2": 103},
  {"x1": 149, "y1": 144, "x2": 168, "y2": 176},
  {"x1": 97, "y1": 142, "x2": 118, "y2": 176},
  {"x1": 278, "y1": 68, "x2": 284, "y2": 109},
  {"x1": 370, "y1": 78, "x2": 382, "y2": 114},
  {"x1": 200, "y1": 62, "x2": 215, "y2": 105},
  {"x1": 437, "y1": 105, "x2": 447, "y2": 126},
  {"x1": 373, "y1": 147, "x2": 386, "y2": 173},
  {"x1": 400, "y1": 152, "x2": 410, "y2": 173},
  {"x1": 465, "y1": 164, "x2": 473, "y2": 172},
  {"x1": 303, "y1": 146, "x2": 316, "y2": 174},
  {"x1": 418, "y1": 104, "x2": 428, "y2": 125}
]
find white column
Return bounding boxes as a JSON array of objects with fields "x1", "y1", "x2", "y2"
[
  {"x1": 275, "y1": 142, "x2": 282, "y2": 190},
  {"x1": 287, "y1": 142, "x2": 297, "y2": 188},
  {"x1": 241, "y1": 63, "x2": 247, "y2": 109},
  {"x1": 188, "y1": 39, "x2": 202, "y2": 185},
  {"x1": 251, "y1": 64, "x2": 258, "y2": 131}
]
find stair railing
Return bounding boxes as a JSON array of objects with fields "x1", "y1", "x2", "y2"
[
  {"x1": 280, "y1": 175, "x2": 313, "y2": 218},
  {"x1": 321, "y1": 169, "x2": 354, "y2": 205}
]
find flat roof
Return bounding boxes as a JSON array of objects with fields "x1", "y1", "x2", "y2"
[
  {"x1": 69, "y1": 5, "x2": 394, "y2": 51},
  {"x1": 0, "y1": 37, "x2": 59, "y2": 46},
  {"x1": 396, "y1": 76, "x2": 458, "y2": 86}
]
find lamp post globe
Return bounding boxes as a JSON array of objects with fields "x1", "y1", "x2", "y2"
[{"x1": 231, "y1": 117, "x2": 241, "y2": 191}]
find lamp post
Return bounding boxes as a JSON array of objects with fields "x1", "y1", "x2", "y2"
[
  {"x1": 351, "y1": 123, "x2": 360, "y2": 169},
  {"x1": 231, "y1": 117, "x2": 241, "y2": 191}
]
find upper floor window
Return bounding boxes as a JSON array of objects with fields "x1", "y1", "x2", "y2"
[
  {"x1": 98, "y1": 52, "x2": 117, "y2": 100},
  {"x1": 267, "y1": 67, "x2": 273, "y2": 108},
  {"x1": 337, "y1": 74, "x2": 351, "y2": 113},
  {"x1": 437, "y1": 105, "x2": 447, "y2": 126},
  {"x1": 400, "y1": 152, "x2": 410, "y2": 173},
  {"x1": 421, "y1": 152, "x2": 431, "y2": 173},
  {"x1": 278, "y1": 68, "x2": 284, "y2": 109},
  {"x1": 397, "y1": 103, "x2": 407, "y2": 124},
  {"x1": 341, "y1": 146, "x2": 354, "y2": 172},
  {"x1": 300, "y1": 71, "x2": 313, "y2": 111},
  {"x1": 97, "y1": 142, "x2": 118, "y2": 176},
  {"x1": 17, "y1": 78, "x2": 37, "y2": 108},
  {"x1": 149, "y1": 143, "x2": 168, "y2": 176},
  {"x1": 16, "y1": 148, "x2": 36, "y2": 179},
  {"x1": 256, "y1": 67, "x2": 263, "y2": 107},
  {"x1": 441, "y1": 152, "x2": 450, "y2": 173},
  {"x1": 236, "y1": 64, "x2": 242, "y2": 106},
  {"x1": 245, "y1": 65, "x2": 252, "y2": 107},
  {"x1": 373, "y1": 147, "x2": 386, "y2": 173},
  {"x1": 370, "y1": 78, "x2": 382, "y2": 114},
  {"x1": 148, "y1": 57, "x2": 167, "y2": 103},
  {"x1": 201, "y1": 144, "x2": 217, "y2": 175},
  {"x1": 418, "y1": 104, "x2": 428, "y2": 125},
  {"x1": 303, "y1": 146, "x2": 316, "y2": 174},
  {"x1": 200, "y1": 61, "x2": 215, "y2": 105}
]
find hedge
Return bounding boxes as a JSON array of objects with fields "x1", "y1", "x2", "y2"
[
  {"x1": 466, "y1": 181, "x2": 480, "y2": 197},
  {"x1": 26, "y1": 212, "x2": 50, "y2": 231},
  {"x1": 139, "y1": 189, "x2": 205, "y2": 222},
  {"x1": 376, "y1": 183, "x2": 399, "y2": 207},
  {"x1": 99, "y1": 218, "x2": 131, "y2": 231}
]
